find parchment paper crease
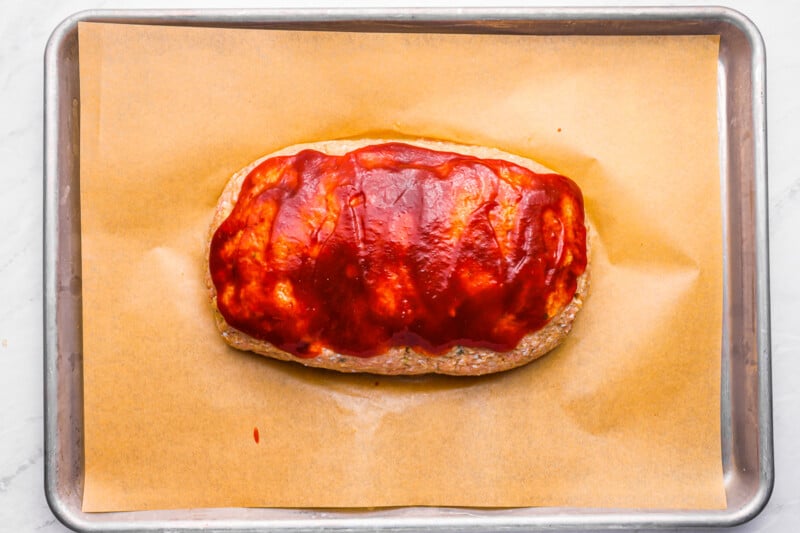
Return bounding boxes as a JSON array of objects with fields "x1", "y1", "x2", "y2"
[{"x1": 78, "y1": 22, "x2": 724, "y2": 511}]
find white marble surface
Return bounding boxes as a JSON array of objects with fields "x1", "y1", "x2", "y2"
[{"x1": 0, "y1": 0, "x2": 797, "y2": 531}]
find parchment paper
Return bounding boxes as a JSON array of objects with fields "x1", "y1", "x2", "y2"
[{"x1": 78, "y1": 22, "x2": 724, "y2": 511}]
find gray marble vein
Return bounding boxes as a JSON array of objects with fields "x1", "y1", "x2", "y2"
[{"x1": 0, "y1": 450, "x2": 41, "y2": 493}]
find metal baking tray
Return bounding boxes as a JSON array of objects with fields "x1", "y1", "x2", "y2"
[{"x1": 44, "y1": 7, "x2": 772, "y2": 531}]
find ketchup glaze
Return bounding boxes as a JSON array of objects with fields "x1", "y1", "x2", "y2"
[{"x1": 209, "y1": 143, "x2": 587, "y2": 358}]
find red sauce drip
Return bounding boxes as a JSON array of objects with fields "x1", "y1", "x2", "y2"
[
  {"x1": 253, "y1": 427, "x2": 260, "y2": 444},
  {"x1": 210, "y1": 143, "x2": 587, "y2": 358}
]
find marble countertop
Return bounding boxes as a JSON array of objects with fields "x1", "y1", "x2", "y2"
[{"x1": 1, "y1": 0, "x2": 796, "y2": 531}]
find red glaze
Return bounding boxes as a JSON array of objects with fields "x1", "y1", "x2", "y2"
[
  {"x1": 210, "y1": 143, "x2": 586, "y2": 358},
  {"x1": 253, "y1": 427, "x2": 260, "y2": 443}
]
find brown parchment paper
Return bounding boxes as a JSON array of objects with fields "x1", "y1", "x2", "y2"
[{"x1": 78, "y1": 22, "x2": 724, "y2": 511}]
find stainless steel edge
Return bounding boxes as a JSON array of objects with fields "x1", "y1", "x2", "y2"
[
  {"x1": 738, "y1": 4, "x2": 774, "y2": 525},
  {"x1": 44, "y1": 10, "x2": 87, "y2": 533},
  {"x1": 43, "y1": 6, "x2": 772, "y2": 531},
  {"x1": 698, "y1": 6, "x2": 773, "y2": 527},
  {"x1": 34, "y1": 5, "x2": 775, "y2": 29}
]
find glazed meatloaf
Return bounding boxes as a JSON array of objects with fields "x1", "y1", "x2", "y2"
[{"x1": 206, "y1": 139, "x2": 589, "y2": 376}]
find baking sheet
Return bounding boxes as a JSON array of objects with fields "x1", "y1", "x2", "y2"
[{"x1": 77, "y1": 22, "x2": 725, "y2": 512}]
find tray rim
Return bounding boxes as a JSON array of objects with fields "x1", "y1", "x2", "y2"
[{"x1": 43, "y1": 5, "x2": 772, "y2": 532}]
